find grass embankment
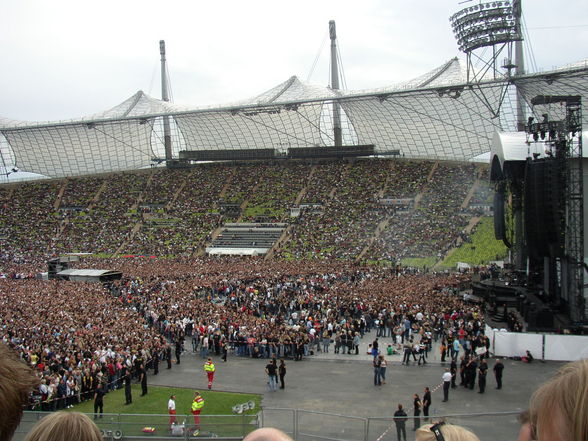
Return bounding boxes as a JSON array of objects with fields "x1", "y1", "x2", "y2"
[
  {"x1": 400, "y1": 256, "x2": 438, "y2": 269},
  {"x1": 441, "y1": 217, "x2": 507, "y2": 268}
]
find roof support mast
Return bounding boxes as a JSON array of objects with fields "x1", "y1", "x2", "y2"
[
  {"x1": 329, "y1": 20, "x2": 343, "y2": 147},
  {"x1": 514, "y1": 0, "x2": 526, "y2": 131},
  {"x1": 159, "y1": 40, "x2": 173, "y2": 162}
]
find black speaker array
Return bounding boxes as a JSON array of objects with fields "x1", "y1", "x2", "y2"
[
  {"x1": 524, "y1": 158, "x2": 564, "y2": 258},
  {"x1": 493, "y1": 185, "x2": 508, "y2": 246}
]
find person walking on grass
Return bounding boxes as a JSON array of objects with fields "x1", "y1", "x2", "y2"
[
  {"x1": 191, "y1": 391, "x2": 205, "y2": 434},
  {"x1": 168, "y1": 395, "x2": 176, "y2": 426}
]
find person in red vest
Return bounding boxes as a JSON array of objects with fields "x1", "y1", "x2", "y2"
[{"x1": 203, "y1": 358, "x2": 216, "y2": 389}]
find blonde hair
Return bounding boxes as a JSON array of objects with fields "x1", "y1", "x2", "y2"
[
  {"x1": 529, "y1": 359, "x2": 588, "y2": 441},
  {"x1": 0, "y1": 342, "x2": 39, "y2": 441},
  {"x1": 24, "y1": 412, "x2": 102, "y2": 441},
  {"x1": 415, "y1": 423, "x2": 480, "y2": 441}
]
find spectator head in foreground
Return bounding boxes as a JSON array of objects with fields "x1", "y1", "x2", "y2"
[
  {"x1": 415, "y1": 422, "x2": 480, "y2": 441},
  {"x1": 0, "y1": 342, "x2": 39, "y2": 441},
  {"x1": 24, "y1": 412, "x2": 102, "y2": 441},
  {"x1": 243, "y1": 428, "x2": 293, "y2": 441},
  {"x1": 525, "y1": 359, "x2": 588, "y2": 441}
]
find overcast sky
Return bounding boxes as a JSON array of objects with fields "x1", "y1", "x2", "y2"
[{"x1": 1, "y1": 0, "x2": 587, "y2": 122}]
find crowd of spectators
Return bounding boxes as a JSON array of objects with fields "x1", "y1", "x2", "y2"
[
  {"x1": 241, "y1": 163, "x2": 308, "y2": 222},
  {"x1": 0, "y1": 158, "x2": 484, "y2": 266},
  {"x1": 364, "y1": 162, "x2": 479, "y2": 262},
  {"x1": 0, "y1": 256, "x2": 485, "y2": 411},
  {"x1": 278, "y1": 161, "x2": 393, "y2": 260}
]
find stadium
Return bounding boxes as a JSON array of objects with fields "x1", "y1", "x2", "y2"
[{"x1": 1, "y1": 1, "x2": 587, "y2": 441}]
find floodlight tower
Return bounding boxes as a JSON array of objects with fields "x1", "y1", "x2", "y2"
[
  {"x1": 450, "y1": 0, "x2": 523, "y2": 83},
  {"x1": 159, "y1": 40, "x2": 173, "y2": 162},
  {"x1": 451, "y1": 0, "x2": 526, "y2": 267},
  {"x1": 329, "y1": 20, "x2": 343, "y2": 147}
]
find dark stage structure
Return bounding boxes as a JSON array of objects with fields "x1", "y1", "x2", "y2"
[{"x1": 487, "y1": 96, "x2": 586, "y2": 332}]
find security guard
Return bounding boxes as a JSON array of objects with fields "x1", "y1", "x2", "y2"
[
  {"x1": 203, "y1": 358, "x2": 216, "y2": 389},
  {"x1": 191, "y1": 391, "x2": 205, "y2": 433}
]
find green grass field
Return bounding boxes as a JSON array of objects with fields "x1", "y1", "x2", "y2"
[
  {"x1": 441, "y1": 217, "x2": 507, "y2": 268},
  {"x1": 400, "y1": 256, "x2": 438, "y2": 269},
  {"x1": 67, "y1": 385, "x2": 261, "y2": 438}
]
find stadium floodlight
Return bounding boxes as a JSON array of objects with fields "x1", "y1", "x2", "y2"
[{"x1": 449, "y1": 0, "x2": 521, "y2": 53}]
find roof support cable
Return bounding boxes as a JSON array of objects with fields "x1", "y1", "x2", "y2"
[
  {"x1": 307, "y1": 31, "x2": 328, "y2": 83},
  {"x1": 521, "y1": 14, "x2": 538, "y2": 74},
  {"x1": 337, "y1": 44, "x2": 348, "y2": 91}
]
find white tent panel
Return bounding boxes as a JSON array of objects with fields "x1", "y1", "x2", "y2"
[
  {"x1": 4, "y1": 120, "x2": 153, "y2": 178},
  {"x1": 341, "y1": 84, "x2": 509, "y2": 160},
  {"x1": 0, "y1": 59, "x2": 586, "y2": 179},
  {"x1": 175, "y1": 103, "x2": 325, "y2": 151}
]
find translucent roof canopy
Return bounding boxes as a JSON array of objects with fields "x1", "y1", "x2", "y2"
[{"x1": 1, "y1": 58, "x2": 587, "y2": 179}]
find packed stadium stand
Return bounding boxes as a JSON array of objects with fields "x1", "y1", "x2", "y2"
[{"x1": 0, "y1": 158, "x2": 494, "y2": 265}]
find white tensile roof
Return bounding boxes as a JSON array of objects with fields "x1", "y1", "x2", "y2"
[{"x1": 1, "y1": 57, "x2": 587, "y2": 179}]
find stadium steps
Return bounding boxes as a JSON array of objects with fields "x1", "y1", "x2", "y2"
[
  {"x1": 377, "y1": 161, "x2": 395, "y2": 198},
  {"x1": 328, "y1": 162, "x2": 351, "y2": 199},
  {"x1": 427, "y1": 161, "x2": 439, "y2": 182},
  {"x1": 218, "y1": 169, "x2": 235, "y2": 199},
  {"x1": 461, "y1": 178, "x2": 479, "y2": 209},
  {"x1": 54, "y1": 180, "x2": 67, "y2": 210},
  {"x1": 130, "y1": 173, "x2": 154, "y2": 212},
  {"x1": 235, "y1": 182, "x2": 261, "y2": 223},
  {"x1": 412, "y1": 161, "x2": 438, "y2": 209},
  {"x1": 207, "y1": 223, "x2": 286, "y2": 255},
  {"x1": 113, "y1": 221, "x2": 144, "y2": 255},
  {"x1": 87, "y1": 181, "x2": 107, "y2": 212},
  {"x1": 294, "y1": 165, "x2": 317, "y2": 205},
  {"x1": 356, "y1": 218, "x2": 390, "y2": 261},
  {"x1": 49, "y1": 218, "x2": 70, "y2": 252},
  {"x1": 167, "y1": 168, "x2": 195, "y2": 210},
  {"x1": 194, "y1": 225, "x2": 232, "y2": 257},
  {"x1": 265, "y1": 225, "x2": 292, "y2": 260}
]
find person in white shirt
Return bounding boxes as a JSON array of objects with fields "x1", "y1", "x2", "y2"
[
  {"x1": 168, "y1": 395, "x2": 176, "y2": 426},
  {"x1": 442, "y1": 369, "x2": 452, "y2": 402}
]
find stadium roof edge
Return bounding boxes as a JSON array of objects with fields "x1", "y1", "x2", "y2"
[{"x1": 1, "y1": 60, "x2": 587, "y2": 133}]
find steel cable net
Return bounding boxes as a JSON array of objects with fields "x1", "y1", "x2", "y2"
[{"x1": 0, "y1": 59, "x2": 586, "y2": 180}]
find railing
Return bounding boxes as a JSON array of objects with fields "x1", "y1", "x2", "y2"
[
  {"x1": 15, "y1": 412, "x2": 259, "y2": 441},
  {"x1": 16, "y1": 409, "x2": 523, "y2": 441},
  {"x1": 259, "y1": 409, "x2": 523, "y2": 441}
]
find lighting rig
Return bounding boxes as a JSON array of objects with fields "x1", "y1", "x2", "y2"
[
  {"x1": 525, "y1": 95, "x2": 584, "y2": 324},
  {"x1": 449, "y1": 0, "x2": 523, "y2": 120},
  {"x1": 450, "y1": 0, "x2": 522, "y2": 82}
]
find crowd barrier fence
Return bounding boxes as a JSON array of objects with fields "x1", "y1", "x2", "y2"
[
  {"x1": 15, "y1": 411, "x2": 258, "y2": 441},
  {"x1": 16, "y1": 408, "x2": 525, "y2": 441}
]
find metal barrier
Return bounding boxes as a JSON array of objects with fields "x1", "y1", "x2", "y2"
[
  {"x1": 16, "y1": 409, "x2": 523, "y2": 441},
  {"x1": 260, "y1": 409, "x2": 523, "y2": 441},
  {"x1": 15, "y1": 412, "x2": 259, "y2": 441}
]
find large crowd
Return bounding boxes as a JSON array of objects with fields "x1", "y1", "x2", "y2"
[
  {"x1": 0, "y1": 158, "x2": 496, "y2": 413},
  {"x1": 0, "y1": 256, "x2": 485, "y2": 411},
  {"x1": 0, "y1": 158, "x2": 488, "y2": 265}
]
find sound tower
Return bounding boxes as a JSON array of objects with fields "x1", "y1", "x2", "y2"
[
  {"x1": 524, "y1": 158, "x2": 565, "y2": 259},
  {"x1": 494, "y1": 185, "x2": 506, "y2": 245}
]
